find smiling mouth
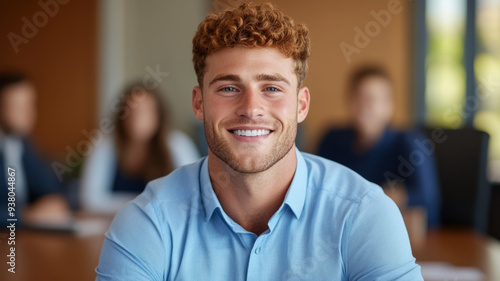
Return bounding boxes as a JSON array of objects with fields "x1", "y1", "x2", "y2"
[{"x1": 230, "y1": 129, "x2": 272, "y2": 137}]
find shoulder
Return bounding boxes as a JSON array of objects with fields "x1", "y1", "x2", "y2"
[
  {"x1": 20, "y1": 138, "x2": 42, "y2": 162},
  {"x1": 91, "y1": 136, "x2": 116, "y2": 157},
  {"x1": 106, "y1": 158, "x2": 205, "y2": 247},
  {"x1": 167, "y1": 129, "x2": 192, "y2": 144},
  {"x1": 130, "y1": 158, "x2": 205, "y2": 220},
  {"x1": 167, "y1": 129, "x2": 199, "y2": 152},
  {"x1": 301, "y1": 152, "x2": 383, "y2": 203},
  {"x1": 166, "y1": 129, "x2": 201, "y2": 167},
  {"x1": 140, "y1": 158, "x2": 203, "y2": 203},
  {"x1": 82, "y1": 136, "x2": 116, "y2": 168},
  {"x1": 320, "y1": 127, "x2": 353, "y2": 141},
  {"x1": 392, "y1": 128, "x2": 425, "y2": 143},
  {"x1": 317, "y1": 128, "x2": 354, "y2": 156},
  {"x1": 392, "y1": 128, "x2": 429, "y2": 153}
]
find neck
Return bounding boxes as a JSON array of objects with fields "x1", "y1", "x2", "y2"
[
  {"x1": 125, "y1": 137, "x2": 150, "y2": 147},
  {"x1": 120, "y1": 138, "x2": 150, "y2": 175},
  {"x1": 354, "y1": 126, "x2": 385, "y2": 152},
  {"x1": 208, "y1": 145, "x2": 297, "y2": 235}
]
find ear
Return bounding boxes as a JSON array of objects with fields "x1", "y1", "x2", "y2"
[
  {"x1": 297, "y1": 86, "x2": 310, "y2": 123},
  {"x1": 192, "y1": 86, "x2": 204, "y2": 121}
]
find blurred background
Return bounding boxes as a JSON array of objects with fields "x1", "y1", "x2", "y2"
[
  {"x1": 0, "y1": 0, "x2": 499, "y2": 176},
  {"x1": 0, "y1": 0, "x2": 499, "y2": 280}
]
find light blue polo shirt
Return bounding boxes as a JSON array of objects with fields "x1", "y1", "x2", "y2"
[{"x1": 96, "y1": 148, "x2": 423, "y2": 280}]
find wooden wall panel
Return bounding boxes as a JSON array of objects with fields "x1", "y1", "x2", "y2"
[{"x1": 0, "y1": 0, "x2": 98, "y2": 161}]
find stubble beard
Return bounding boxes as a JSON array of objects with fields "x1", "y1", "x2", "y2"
[{"x1": 204, "y1": 116, "x2": 297, "y2": 174}]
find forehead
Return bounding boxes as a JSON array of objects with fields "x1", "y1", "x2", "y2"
[
  {"x1": 203, "y1": 47, "x2": 296, "y2": 84},
  {"x1": 1, "y1": 82, "x2": 35, "y2": 102},
  {"x1": 358, "y1": 75, "x2": 390, "y2": 86},
  {"x1": 356, "y1": 77, "x2": 392, "y2": 93}
]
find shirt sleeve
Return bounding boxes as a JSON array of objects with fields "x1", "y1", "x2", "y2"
[
  {"x1": 344, "y1": 187, "x2": 423, "y2": 281},
  {"x1": 400, "y1": 131, "x2": 441, "y2": 227},
  {"x1": 80, "y1": 137, "x2": 136, "y2": 213},
  {"x1": 167, "y1": 130, "x2": 201, "y2": 168},
  {"x1": 95, "y1": 194, "x2": 170, "y2": 281}
]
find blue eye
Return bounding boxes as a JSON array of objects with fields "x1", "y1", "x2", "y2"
[
  {"x1": 265, "y1": 87, "x2": 279, "y2": 92},
  {"x1": 221, "y1": 87, "x2": 237, "y2": 92}
]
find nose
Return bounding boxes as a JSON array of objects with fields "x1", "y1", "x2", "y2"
[{"x1": 236, "y1": 88, "x2": 264, "y2": 119}]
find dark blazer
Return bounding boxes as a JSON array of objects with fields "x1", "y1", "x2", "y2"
[{"x1": 0, "y1": 138, "x2": 61, "y2": 225}]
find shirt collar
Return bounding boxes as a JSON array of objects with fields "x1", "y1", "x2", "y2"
[
  {"x1": 199, "y1": 146, "x2": 308, "y2": 222},
  {"x1": 283, "y1": 146, "x2": 308, "y2": 219},
  {"x1": 199, "y1": 156, "x2": 222, "y2": 222}
]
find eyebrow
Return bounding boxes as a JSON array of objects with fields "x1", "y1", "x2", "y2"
[
  {"x1": 208, "y1": 74, "x2": 241, "y2": 87},
  {"x1": 255, "y1": 73, "x2": 291, "y2": 86},
  {"x1": 207, "y1": 73, "x2": 291, "y2": 87}
]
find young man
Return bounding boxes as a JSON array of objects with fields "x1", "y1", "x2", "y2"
[
  {"x1": 317, "y1": 66, "x2": 440, "y2": 230},
  {"x1": 96, "y1": 3, "x2": 423, "y2": 280}
]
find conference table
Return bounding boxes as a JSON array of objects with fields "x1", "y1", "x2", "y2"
[
  {"x1": 0, "y1": 224, "x2": 499, "y2": 281},
  {"x1": 413, "y1": 228, "x2": 500, "y2": 281}
]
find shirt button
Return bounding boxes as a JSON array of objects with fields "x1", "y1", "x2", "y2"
[{"x1": 254, "y1": 247, "x2": 261, "y2": 254}]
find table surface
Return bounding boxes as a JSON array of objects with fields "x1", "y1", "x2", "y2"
[
  {"x1": 413, "y1": 228, "x2": 500, "y2": 281},
  {"x1": 1, "y1": 227, "x2": 499, "y2": 281}
]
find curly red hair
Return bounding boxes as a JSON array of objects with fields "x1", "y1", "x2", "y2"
[{"x1": 192, "y1": 2, "x2": 311, "y2": 88}]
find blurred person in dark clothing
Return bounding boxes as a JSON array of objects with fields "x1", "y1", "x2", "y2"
[
  {"x1": 317, "y1": 66, "x2": 441, "y2": 232},
  {"x1": 0, "y1": 73, "x2": 70, "y2": 226}
]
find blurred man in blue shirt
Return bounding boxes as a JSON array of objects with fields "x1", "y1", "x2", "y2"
[
  {"x1": 96, "y1": 3, "x2": 423, "y2": 280},
  {"x1": 317, "y1": 66, "x2": 441, "y2": 230}
]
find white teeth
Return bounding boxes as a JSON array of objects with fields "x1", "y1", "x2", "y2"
[{"x1": 233, "y1": 129, "x2": 271, "y2": 137}]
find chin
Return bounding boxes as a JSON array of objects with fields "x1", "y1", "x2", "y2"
[
  {"x1": 217, "y1": 147, "x2": 271, "y2": 173},
  {"x1": 206, "y1": 124, "x2": 296, "y2": 174},
  {"x1": 230, "y1": 161, "x2": 274, "y2": 174},
  {"x1": 234, "y1": 156, "x2": 275, "y2": 174}
]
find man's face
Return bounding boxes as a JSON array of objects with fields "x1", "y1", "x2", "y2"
[
  {"x1": 0, "y1": 82, "x2": 37, "y2": 136},
  {"x1": 192, "y1": 47, "x2": 309, "y2": 174},
  {"x1": 351, "y1": 76, "x2": 393, "y2": 136}
]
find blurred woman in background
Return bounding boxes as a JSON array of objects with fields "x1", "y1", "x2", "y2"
[{"x1": 80, "y1": 83, "x2": 200, "y2": 213}]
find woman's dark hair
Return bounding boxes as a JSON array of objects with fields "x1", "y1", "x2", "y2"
[
  {"x1": 348, "y1": 65, "x2": 392, "y2": 97},
  {"x1": 114, "y1": 83, "x2": 173, "y2": 181}
]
